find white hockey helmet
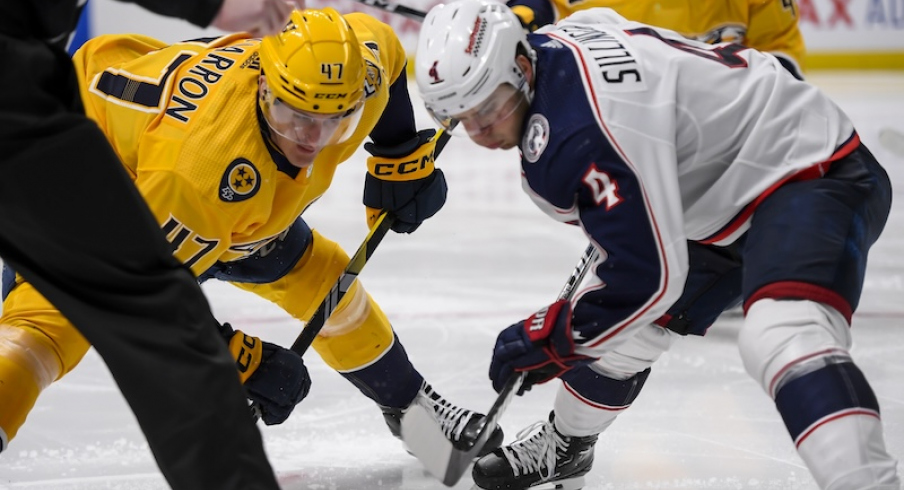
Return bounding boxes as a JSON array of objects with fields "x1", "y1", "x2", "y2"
[{"x1": 415, "y1": 0, "x2": 533, "y2": 131}]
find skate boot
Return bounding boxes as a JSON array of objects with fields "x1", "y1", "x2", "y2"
[
  {"x1": 381, "y1": 382, "x2": 503, "y2": 457},
  {"x1": 472, "y1": 412, "x2": 598, "y2": 490}
]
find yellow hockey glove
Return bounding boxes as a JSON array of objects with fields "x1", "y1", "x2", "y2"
[
  {"x1": 363, "y1": 129, "x2": 448, "y2": 233},
  {"x1": 507, "y1": 0, "x2": 556, "y2": 32},
  {"x1": 511, "y1": 5, "x2": 542, "y2": 32}
]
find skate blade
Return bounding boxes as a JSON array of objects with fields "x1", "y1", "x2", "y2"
[
  {"x1": 532, "y1": 476, "x2": 585, "y2": 490},
  {"x1": 469, "y1": 475, "x2": 585, "y2": 490}
]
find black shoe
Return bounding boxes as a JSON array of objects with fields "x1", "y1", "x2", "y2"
[
  {"x1": 380, "y1": 382, "x2": 503, "y2": 457},
  {"x1": 472, "y1": 412, "x2": 597, "y2": 490}
]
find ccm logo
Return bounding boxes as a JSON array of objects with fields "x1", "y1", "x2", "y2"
[
  {"x1": 314, "y1": 93, "x2": 348, "y2": 99},
  {"x1": 235, "y1": 333, "x2": 257, "y2": 373},
  {"x1": 373, "y1": 155, "x2": 433, "y2": 176}
]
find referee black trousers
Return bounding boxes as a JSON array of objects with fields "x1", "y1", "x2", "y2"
[{"x1": 0, "y1": 34, "x2": 279, "y2": 490}]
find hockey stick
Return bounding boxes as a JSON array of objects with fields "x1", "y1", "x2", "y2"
[
  {"x1": 352, "y1": 0, "x2": 428, "y2": 21},
  {"x1": 249, "y1": 211, "x2": 396, "y2": 421},
  {"x1": 250, "y1": 128, "x2": 451, "y2": 421},
  {"x1": 401, "y1": 243, "x2": 600, "y2": 486}
]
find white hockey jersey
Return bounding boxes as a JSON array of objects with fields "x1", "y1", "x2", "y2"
[{"x1": 520, "y1": 9, "x2": 858, "y2": 356}]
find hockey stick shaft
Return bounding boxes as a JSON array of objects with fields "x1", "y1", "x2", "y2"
[
  {"x1": 250, "y1": 213, "x2": 393, "y2": 420},
  {"x1": 402, "y1": 243, "x2": 600, "y2": 486},
  {"x1": 558, "y1": 243, "x2": 599, "y2": 302},
  {"x1": 353, "y1": 0, "x2": 428, "y2": 20},
  {"x1": 250, "y1": 129, "x2": 450, "y2": 421},
  {"x1": 493, "y1": 242, "x2": 599, "y2": 401},
  {"x1": 289, "y1": 210, "x2": 395, "y2": 355},
  {"x1": 289, "y1": 128, "x2": 450, "y2": 355},
  {"x1": 479, "y1": 243, "x2": 599, "y2": 439}
]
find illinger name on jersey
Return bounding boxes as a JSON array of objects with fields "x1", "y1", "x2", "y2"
[{"x1": 556, "y1": 25, "x2": 644, "y2": 88}]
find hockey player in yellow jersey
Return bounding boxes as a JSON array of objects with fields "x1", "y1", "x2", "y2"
[
  {"x1": 507, "y1": 0, "x2": 805, "y2": 78},
  {"x1": 0, "y1": 8, "x2": 503, "y2": 457}
]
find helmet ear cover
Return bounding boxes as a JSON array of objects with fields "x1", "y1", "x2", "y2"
[{"x1": 415, "y1": 0, "x2": 533, "y2": 127}]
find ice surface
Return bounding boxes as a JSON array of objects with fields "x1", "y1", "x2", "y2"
[{"x1": 1, "y1": 73, "x2": 902, "y2": 490}]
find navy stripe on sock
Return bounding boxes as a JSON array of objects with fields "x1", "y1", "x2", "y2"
[
  {"x1": 340, "y1": 335, "x2": 424, "y2": 408},
  {"x1": 561, "y1": 367, "x2": 651, "y2": 408},
  {"x1": 775, "y1": 361, "x2": 880, "y2": 440}
]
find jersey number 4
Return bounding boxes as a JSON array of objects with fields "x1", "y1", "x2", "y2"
[{"x1": 626, "y1": 27, "x2": 749, "y2": 69}]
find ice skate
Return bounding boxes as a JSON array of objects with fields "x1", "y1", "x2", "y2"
[
  {"x1": 381, "y1": 382, "x2": 503, "y2": 457},
  {"x1": 471, "y1": 412, "x2": 597, "y2": 490}
]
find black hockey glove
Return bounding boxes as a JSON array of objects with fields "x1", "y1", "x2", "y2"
[
  {"x1": 220, "y1": 323, "x2": 311, "y2": 425},
  {"x1": 363, "y1": 129, "x2": 448, "y2": 234},
  {"x1": 489, "y1": 300, "x2": 594, "y2": 394}
]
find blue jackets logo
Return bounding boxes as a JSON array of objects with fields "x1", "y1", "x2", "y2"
[{"x1": 522, "y1": 114, "x2": 550, "y2": 163}]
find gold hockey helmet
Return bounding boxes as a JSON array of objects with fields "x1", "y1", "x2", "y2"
[{"x1": 259, "y1": 8, "x2": 366, "y2": 146}]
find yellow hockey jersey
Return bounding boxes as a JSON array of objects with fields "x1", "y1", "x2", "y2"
[
  {"x1": 72, "y1": 13, "x2": 408, "y2": 276},
  {"x1": 510, "y1": 0, "x2": 805, "y2": 72}
]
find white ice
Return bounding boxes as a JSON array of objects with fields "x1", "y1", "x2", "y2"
[{"x1": 1, "y1": 73, "x2": 903, "y2": 490}]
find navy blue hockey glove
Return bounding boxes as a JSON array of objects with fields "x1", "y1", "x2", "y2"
[
  {"x1": 363, "y1": 129, "x2": 448, "y2": 233},
  {"x1": 489, "y1": 300, "x2": 594, "y2": 394},
  {"x1": 220, "y1": 323, "x2": 311, "y2": 425}
]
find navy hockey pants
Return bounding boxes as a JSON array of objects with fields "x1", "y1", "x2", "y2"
[
  {"x1": 742, "y1": 142, "x2": 891, "y2": 320},
  {"x1": 661, "y1": 142, "x2": 891, "y2": 335}
]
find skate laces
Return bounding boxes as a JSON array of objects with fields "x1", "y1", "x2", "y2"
[
  {"x1": 419, "y1": 384, "x2": 477, "y2": 441},
  {"x1": 501, "y1": 420, "x2": 569, "y2": 478}
]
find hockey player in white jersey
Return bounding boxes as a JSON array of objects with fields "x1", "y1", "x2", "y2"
[{"x1": 415, "y1": 1, "x2": 901, "y2": 489}]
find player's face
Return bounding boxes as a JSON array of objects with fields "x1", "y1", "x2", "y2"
[
  {"x1": 259, "y1": 78, "x2": 363, "y2": 168},
  {"x1": 451, "y1": 83, "x2": 527, "y2": 150}
]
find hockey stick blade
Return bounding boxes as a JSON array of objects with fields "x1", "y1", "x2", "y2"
[
  {"x1": 249, "y1": 130, "x2": 451, "y2": 422},
  {"x1": 401, "y1": 373, "x2": 524, "y2": 486},
  {"x1": 400, "y1": 406, "x2": 454, "y2": 481},
  {"x1": 402, "y1": 244, "x2": 599, "y2": 486}
]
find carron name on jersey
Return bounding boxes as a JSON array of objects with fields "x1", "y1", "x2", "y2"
[{"x1": 166, "y1": 41, "x2": 255, "y2": 123}]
